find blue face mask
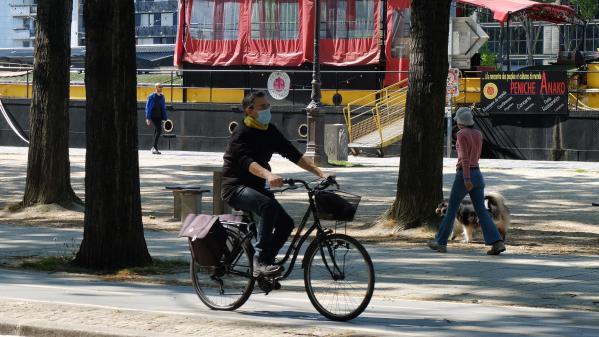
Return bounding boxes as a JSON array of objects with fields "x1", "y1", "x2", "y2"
[{"x1": 256, "y1": 107, "x2": 271, "y2": 125}]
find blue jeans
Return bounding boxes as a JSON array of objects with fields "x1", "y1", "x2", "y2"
[
  {"x1": 435, "y1": 168, "x2": 502, "y2": 246},
  {"x1": 227, "y1": 186, "x2": 294, "y2": 264}
]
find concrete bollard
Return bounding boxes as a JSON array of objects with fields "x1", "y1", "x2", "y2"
[{"x1": 324, "y1": 124, "x2": 349, "y2": 162}]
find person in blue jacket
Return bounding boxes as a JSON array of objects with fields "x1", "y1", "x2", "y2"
[{"x1": 145, "y1": 83, "x2": 167, "y2": 154}]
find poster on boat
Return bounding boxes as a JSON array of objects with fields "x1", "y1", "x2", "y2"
[{"x1": 480, "y1": 71, "x2": 568, "y2": 115}]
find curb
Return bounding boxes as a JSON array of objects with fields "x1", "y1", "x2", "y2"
[{"x1": 0, "y1": 321, "x2": 173, "y2": 337}]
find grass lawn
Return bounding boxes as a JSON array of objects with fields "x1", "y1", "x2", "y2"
[{"x1": 0, "y1": 72, "x2": 183, "y2": 85}]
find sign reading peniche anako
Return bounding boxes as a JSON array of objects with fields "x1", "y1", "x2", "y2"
[{"x1": 480, "y1": 71, "x2": 568, "y2": 115}]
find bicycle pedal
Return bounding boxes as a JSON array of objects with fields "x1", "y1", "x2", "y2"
[{"x1": 257, "y1": 277, "x2": 273, "y2": 294}]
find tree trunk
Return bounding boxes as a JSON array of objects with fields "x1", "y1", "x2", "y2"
[
  {"x1": 387, "y1": 0, "x2": 451, "y2": 230},
  {"x1": 22, "y1": 0, "x2": 81, "y2": 208},
  {"x1": 523, "y1": 18, "x2": 535, "y2": 67},
  {"x1": 73, "y1": 0, "x2": 152, "y2": 270}
]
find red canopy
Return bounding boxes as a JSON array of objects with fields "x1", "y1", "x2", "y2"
[
  {"x1": 175, "y1": 0, "x2": 381, "y2": 67},
  {"x1": 457, "y1": 0, "x2": 584, "y2": 25}
]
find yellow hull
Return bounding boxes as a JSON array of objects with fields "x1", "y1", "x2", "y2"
[{"x1": 0, "y1": 83, "x2": 376, "y2": 106}]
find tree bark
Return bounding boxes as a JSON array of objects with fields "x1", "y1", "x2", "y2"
[
  {"x1": 387, "y1": 0, "x2": 451, "y2": 230},
  {"x1": 22, "y1": 0, "x2": 81, "y2": 208},
  {"x1": 73, "y1": 0, "x2": 152, "y2": 269},
  {"x1": 523, "y1": 18, "x2": 535, "y2": 67}
]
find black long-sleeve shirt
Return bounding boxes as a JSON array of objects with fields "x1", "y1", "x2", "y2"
[{"x1": 221, "y1": 122, "x2": 303, "y2": 201}]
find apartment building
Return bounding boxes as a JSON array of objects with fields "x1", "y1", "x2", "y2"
[
  {"x1": 0, "y1": 0, "x2": 39, "y2": 48},
  {"x1": 0, "y1": 0, "x2": 178, "y2": 48},
  {"x1": 77, "y1": 0, "x2": 179, "y2": 46}
]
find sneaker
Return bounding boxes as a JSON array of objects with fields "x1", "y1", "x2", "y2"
[
  {"x1": 487, "y1": 240, "x2": 506, "y2": 255},
  {"x1": 427, "y1": 240, "x2": 447, "y2": 253},
  {"x1": 253, "y1": 256, "x2": 283, "y2": 277}
]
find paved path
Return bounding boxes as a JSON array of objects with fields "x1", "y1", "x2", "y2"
[
  {"x1": 1, "y1": 223, "x2": 599, "y2": 311},
  {"x1": 1, "y1": 268, "x2": 599, "y2": 337},
  {"x1": 2, "y1": 146, "x2": 599, "y2": 232},
  {"x1": 1, "y1": 146, "x2": 599, "y2": 335}
]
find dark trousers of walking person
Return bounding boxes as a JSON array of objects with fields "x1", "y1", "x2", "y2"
[
  {"x1": 435, "y1": 168, "x2": 502, "y2": 245},
  {"x1": 151, "y1": 118, "x2": 162, "y2": 150},
  {"x1": 227, "y1": 186, "x2": 294, "y2": 264}
]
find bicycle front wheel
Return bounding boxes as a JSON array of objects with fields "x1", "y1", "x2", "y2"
[
  {"x1": 191, "y1": 228, "x2": 255, "y2": 311},
  {"x1": 303, "y1": 233, "x2": 375, "y2": 321}
]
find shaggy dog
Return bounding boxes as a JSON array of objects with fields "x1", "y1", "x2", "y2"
[{"x1": 435, "y1": 192, "x2": 510, "y2": 243}]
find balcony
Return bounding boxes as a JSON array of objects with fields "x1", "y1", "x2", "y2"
[
  {"x1": 136, "y1": 25, "x2": 177, "y2": 38},
  {"x1": 135, "y1": 1, "x2": 178, "y2": 13},
  {"x1": 10, "y1": 5, "x2": 36, "y2": 17},
  {"x1": 12, "y1": 29, "x2": 35, "y2": 40},
  {"x1": 9, "y1": 0, "x2": 36, "y2": 6}
]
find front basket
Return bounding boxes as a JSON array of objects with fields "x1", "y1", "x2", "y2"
[{"x1": 314, "y1": 190, "x2": 361, "y2": 221}]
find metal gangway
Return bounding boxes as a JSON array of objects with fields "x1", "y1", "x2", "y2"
[{"x1": 343, "y1": 79, "x2": 407, "y2": 156}]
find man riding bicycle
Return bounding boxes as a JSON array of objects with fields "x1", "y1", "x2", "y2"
[{"x1": 221, "y1": 91, "x2": 330, "y2": 278}]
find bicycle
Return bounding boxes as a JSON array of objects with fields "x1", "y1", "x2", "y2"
[{"x1": 189, "y1": 177, "x2": 375, "y2": 321}]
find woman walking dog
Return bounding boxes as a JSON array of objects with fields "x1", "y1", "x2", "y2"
[{"x1": 428, "y1": 107, "x2": 506, "y2": 255}]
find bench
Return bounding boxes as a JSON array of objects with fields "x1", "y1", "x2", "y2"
[{"x1": 165, "y1": 185, "x2": 210, "y2": 221}]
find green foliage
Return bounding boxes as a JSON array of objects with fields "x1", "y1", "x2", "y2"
[
  {"x1": 20, "y1": 238, "x2": 80, "y2": 271},
  {"x1": 479, "y1": 44, "x2": 498, "y2": 68},
  {"x1": 0, "y1": 72, "x2": 182, "y2": 85},
  {"x1": 120, "y1": 258, "x2": 188, "y2": 275},
  {"x1": 571, "y1": 0, "x2": 599, "y2": 21},
  {"x1": 20, "y1": 253, "x2": 188, "y2": 275},
  {"x1": 21, "y1": 255, "x2": 73, "y2": 271}
]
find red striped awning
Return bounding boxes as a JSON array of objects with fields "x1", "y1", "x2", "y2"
[{"x1": 457, "y1": 0, "x2": 584, "y2": 25}]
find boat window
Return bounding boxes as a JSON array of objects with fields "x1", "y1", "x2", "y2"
[
  {"x1": 190, "y1": 0, "x2": 241, "y2": 40},
  {"x1": 320, "y1": 0, "x2": 375, "y2": 39},
  {"x1": 251, "y1": 0, "x2": 300, "y2": 40}
]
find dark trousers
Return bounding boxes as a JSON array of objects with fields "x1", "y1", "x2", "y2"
[
  {"x1": 151, "y1": 118, "x2": 162, "y2": 149},
  {"x1": 227, "y1": 186, "x2": 294, "y2": 264}
]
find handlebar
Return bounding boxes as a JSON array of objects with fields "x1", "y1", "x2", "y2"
[{"x1": 283, "y1": 176, "x2": 339, "y2": 192}]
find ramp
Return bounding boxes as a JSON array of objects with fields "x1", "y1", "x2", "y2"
[
  {"x1": 343, "y1": 80, "x2": 407, "y2": 155},
  {"x1": 348, "y1": 118, "x2": 404, "y2": 149}
]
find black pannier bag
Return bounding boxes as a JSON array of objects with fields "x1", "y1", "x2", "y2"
[
  {"x1": 314, "y1": 190, "x2": 361, "y2": 221},
  {"x1": 178, "y1": 214, "x2": 228, "y2": 266}
]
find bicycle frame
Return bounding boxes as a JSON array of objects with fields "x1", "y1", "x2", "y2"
[
  {"x1": 231, "y1": 179, "x2": 344, "y2": 281},
  {"x1": 276, "y1": 193, "x2": 322, "y2": 280}
]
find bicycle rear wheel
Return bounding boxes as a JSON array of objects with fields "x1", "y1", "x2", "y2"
[
  {"x1": 191, "y1": 227, "x2": 255, "y2": 310},
  {"x1": 304, "y1": 233, "x2": 375, "y2": 321}
]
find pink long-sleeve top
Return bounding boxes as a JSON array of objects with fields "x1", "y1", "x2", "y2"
[{"x1": 456, "y1": 127, "x2": 482, "y2": 180}]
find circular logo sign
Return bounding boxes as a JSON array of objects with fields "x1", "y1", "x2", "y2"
[
  {"x1": 267, "y1": 72, "x2": 290, "y2": 100},
  {"x1": 483, "y1": 82, "x2": 498, "y2": 100}
]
